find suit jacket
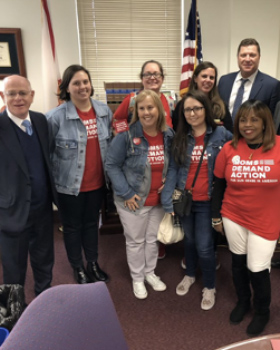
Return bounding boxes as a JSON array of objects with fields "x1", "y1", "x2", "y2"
[
  {"x1": 218, "y1": 70, "x2": 280, "y2": 115},
  {"x1": 274, "y1": 101, "x2": 280, "y2": 134},
  {"x1": 0, "y1": 110, "x2": 57, "y2": 232}
]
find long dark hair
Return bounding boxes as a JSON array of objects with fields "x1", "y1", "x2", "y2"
[
  {"x1": 58, "y1": 64, "x2": 94, "y2": 101},
  {"x1": 189, "y1": 61, "x2": 225, "y2": 119},
  {"x1": 172, "y1": 90, "x2": 216, "y2": 166}
]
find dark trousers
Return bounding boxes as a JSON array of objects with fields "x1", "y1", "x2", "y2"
[
  {"x1": 57, "y1": 187, "x2": 104, "y2": 268},
  {"x1": 0, "y1": 203, "x2": 54, "y2": 296}
]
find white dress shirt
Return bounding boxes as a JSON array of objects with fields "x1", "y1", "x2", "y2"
[
  {"x1": 229, "y1": 70, "x2": 258, "y2": 114},
  {"x1": 6, "y1": 108, "x2": 32, "y2": 133}
]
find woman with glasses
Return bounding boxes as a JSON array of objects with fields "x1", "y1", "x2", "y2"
[
  {"x1": 113, "y1": 60, "x2": 174, "y2": 129},
  {"x1": 114, "y1": 60, "x2": 175, "y2": 259},
  {"x1": 174, "y1": 61, "x2": 233, "y2": 271},
  {"x1": 173, "y1": 61, "x2": 233, "y2": 133},
  {"x1": 161, "y1": 90, "x2": 232, "y2": 310}
]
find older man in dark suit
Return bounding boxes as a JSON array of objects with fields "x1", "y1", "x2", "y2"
[
  {"x1": 218, "y1": 38, "x2": 280, "y2": 119},
  {"x1": 0, "y1": 75, "x2": 57, "y2": 297}
]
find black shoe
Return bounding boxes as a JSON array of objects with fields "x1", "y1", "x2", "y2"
[
  {"x1": 73, "y1": 266, "x2": 91, "y2": 284},
  {"x1": 87, "y1": 262, "x2": 109, "y2": 283},
  {"x1": 271, "y1": 260, "x2": 280, "y2": 268},
  {"x1": 246, "y1": 312, "x2": 270, "y2": 336},
  {"x1": 230, "y1": 302, "x2": 250, "y2": 324}
]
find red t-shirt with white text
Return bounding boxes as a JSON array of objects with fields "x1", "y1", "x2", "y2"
[
  {"x1": 214, "y1": 137, "x2": 280, "y2": 240},
  {"x1": 185, "y1": 133, "x2": 209, "y2": 201},
  {"x1": 143, "y1": 131, "x2": 164, "y2": 206},
  {"x1": 77, "y1": 108, "x2": 104, "y2": 192}
]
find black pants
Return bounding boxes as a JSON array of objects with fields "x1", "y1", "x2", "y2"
[
  {"x1": 0, "y1": 203, "x2": 54, "y2": 296},
  {"x1": 58, "y1": 187, "x2": 104, "y2": 268}
]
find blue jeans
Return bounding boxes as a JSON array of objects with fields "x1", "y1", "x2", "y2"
[{"x1": 181, "y1": 201, "x2": 215, "y2": 289}]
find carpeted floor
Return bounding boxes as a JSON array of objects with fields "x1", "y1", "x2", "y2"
[{"x1": 9, "y1": 225, "x2": 280, "y2": 350}]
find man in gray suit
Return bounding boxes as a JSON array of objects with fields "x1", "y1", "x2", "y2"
[{"x1": 218, "y1": 38, "x2": 280, "y2": 118}]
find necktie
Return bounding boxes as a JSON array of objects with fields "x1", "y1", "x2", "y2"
[
  {"x1": 232, "y1": 78, "x2": 249, "y2": 120},
  {"x1": 21, "y1": 120, "x2": 33, "y2": 136}
]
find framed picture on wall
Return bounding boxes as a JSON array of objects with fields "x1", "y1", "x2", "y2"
[{"x1": 0, "y1": 28, "x2": 26, "y2": 80}]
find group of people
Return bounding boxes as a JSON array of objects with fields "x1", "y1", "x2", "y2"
[{"x1": 0, "y1": 37, "x2": 280, "y2": 337}]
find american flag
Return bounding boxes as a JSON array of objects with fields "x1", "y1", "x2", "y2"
[
  {"x1": 41, "y1": 0, "x2": 61, "y2": 112},
  {"x1": 179, "y1": 0, "x2": 203, "y2": 97}
]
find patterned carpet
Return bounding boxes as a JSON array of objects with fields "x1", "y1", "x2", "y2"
[{"x1": 17, "y1": 225, "x2": 280, "y2": 349}]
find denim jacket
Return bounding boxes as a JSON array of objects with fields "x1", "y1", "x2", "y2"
[
  {"x1": 105, "y1": 121, "x2": 174, "y2": 213},
  {"x1": 161, "y1": 125, "x2": 232, "y2": 213},
  {"x1": 46, "y1": 99, "x2": 112, "y2": 196}
]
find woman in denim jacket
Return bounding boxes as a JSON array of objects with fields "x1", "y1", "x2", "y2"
[
  {"x1": 161, "y1": 90, "x2": 232, "y2": 310},
  {"x1": 46, "y1": 65, "x2": 112, "y2": 285},
  {"x1": 106, "y1": 90, "x2": 174, "y2": 299}
]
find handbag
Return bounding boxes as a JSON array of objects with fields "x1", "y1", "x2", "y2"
[
  {"x1": 172, "y1": 139, "x2": 208, "y2": 217},
  {"x1": 172, "y1": 188, "x2": 193, "y2": 217},
  {"x1": 157, "y1": 213, "x2": 184, "y2": 244}
]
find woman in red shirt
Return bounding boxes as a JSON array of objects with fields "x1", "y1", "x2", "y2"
[
  {"x1": 113, "y1": 60, "x2": 174, "y2": 129},
  {"x1": 212, "y1": 100, "x2": 280, "y2": 336},
  {"x1": 106, "y1": 90, "x2": 174, "y2": 299},
  {"x1": 114, "y1": 60, "x2": 175, "y2": 259}
]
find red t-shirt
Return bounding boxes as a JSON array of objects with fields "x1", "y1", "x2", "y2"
[
  {"x1": 185, "y1": 133, "x2": 209, "y2": 201},
  {"x1": 77, "y1": 108, "x2": 104, "y2": 192},
  {"x1": 143, "y1": 131, "x2": 164, "y2": 206},
  {"x1": 214, "y1": 137, "x2": 280, "y2": 240},
  {"x1": 113, "y1": 92, "x2": 173, "y2": 128}
]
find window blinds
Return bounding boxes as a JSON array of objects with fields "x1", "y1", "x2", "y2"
[{"x1": 76, "y1": 0, "x2": 181, "y2": 102}]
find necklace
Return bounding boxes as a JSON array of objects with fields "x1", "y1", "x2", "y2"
[{"x1": 248, "y1": 143, "x2": 263, "y2": 160}]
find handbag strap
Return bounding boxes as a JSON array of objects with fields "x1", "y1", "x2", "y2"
[{"x1": 190, "y1": 137, "x2": 209, "y2": 192}]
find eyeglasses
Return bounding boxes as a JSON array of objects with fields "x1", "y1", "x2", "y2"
[
  {"x1": 4, "y1": 90, "x2": 32, "y2": 98},
  {"x1": 184, "y1": 107, "x2": 205, "y2": 114},
  {"x1": 142, "y1": 72, "x2": 162, "y2": 79}
]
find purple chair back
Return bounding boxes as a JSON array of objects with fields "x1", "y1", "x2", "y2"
[{"x1": 1, "y1": 282, "x2": 128, "y2": 350}]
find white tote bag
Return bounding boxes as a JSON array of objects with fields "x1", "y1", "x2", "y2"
[{"x1": 157, "y1": 213, "x2": 184, "y2": 245}]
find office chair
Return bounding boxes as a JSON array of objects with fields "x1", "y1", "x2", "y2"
[{"x1": 1, "y1": 282, "x2": 128, "y2": 350}]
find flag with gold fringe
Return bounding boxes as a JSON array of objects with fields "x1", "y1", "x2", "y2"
[{"x1": 179, "y1": 0, "x2": 203, "y2": 97}]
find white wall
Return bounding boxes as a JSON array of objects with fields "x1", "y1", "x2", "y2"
[
  {"x1": 184, "y1": 0, "x2": 280, "y2": 79},
  {"x1": 0, "y1": 0, "x2": 280, "y2": 111},
  {"x1": 0, "y1": 0, "x2": 80, "y2": 112}
]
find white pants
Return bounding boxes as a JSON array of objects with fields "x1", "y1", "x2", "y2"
[
  {"x1": 116, "y1": 203, "x2": 165, "y2": 281},
  {"x1": 223, "y1": 217, "x2": 277, "y2": 272}
]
